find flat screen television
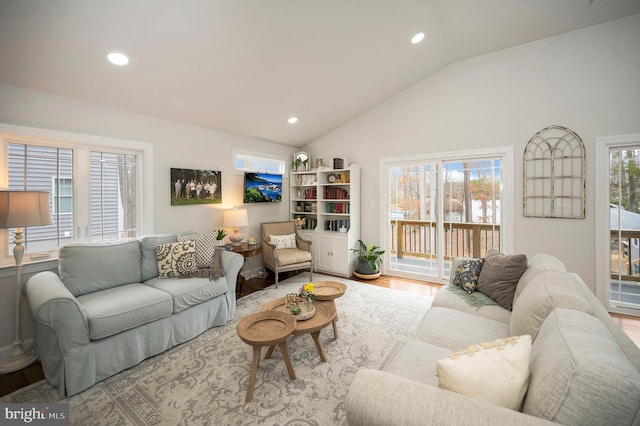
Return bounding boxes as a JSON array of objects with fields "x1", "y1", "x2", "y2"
[{"x1": 243, "y1": 172, "x2": 283, "y2": 203}]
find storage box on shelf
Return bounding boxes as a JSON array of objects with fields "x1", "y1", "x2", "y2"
[{"x1": 290, "y1": 164, "x2": 360, "y2": 277}]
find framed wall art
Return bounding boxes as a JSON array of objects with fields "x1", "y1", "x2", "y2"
[{"x1": 171, "y1": 168, "x2": 222, "y2": 205}]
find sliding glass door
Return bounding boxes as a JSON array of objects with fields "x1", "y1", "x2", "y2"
[{"x1": 384, "y1": 151, "x2": 506, "y2": 283}]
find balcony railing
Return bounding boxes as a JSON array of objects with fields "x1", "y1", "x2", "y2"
[
  {"x1": 390, "y1": 220, "x2": 501, "y2": 260},
  {"x1": 611, "y1": 229, "x2": 640, "y2": 282}
]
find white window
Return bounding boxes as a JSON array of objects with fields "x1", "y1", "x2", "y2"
[
  {"x1": 52, "y1": 178, "x2": 73, "y2": 214},
  {"x1": 233, "y1": 150, "x2": 286, "y2": 175},
  {"x1": 1, "y1": 125, "x2": 152, "y2": 265}
]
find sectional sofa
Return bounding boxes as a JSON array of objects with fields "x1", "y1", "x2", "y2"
[
  {"x1": 347, "y1": 253, "x2": 640, "y2": 425},
  {"x1": 24, "y1": 234, "x2": 243, "y2": 397}
]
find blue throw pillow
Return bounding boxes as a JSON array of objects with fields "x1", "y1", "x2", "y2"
[{"x1": 453, "y1": 258, "x2": 484, "y2": 294}]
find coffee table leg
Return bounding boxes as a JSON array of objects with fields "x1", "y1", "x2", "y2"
[
  {"x1": 246, "y1": 345, "x2": 262, "y2": 403},
  {"x1": 332, "y1": 301, "x2": 339, "y2": 339},
  {"x1": 278, "y1": 342, "x2": 296, "y2": 380},
  {"x1": 265, "y1": 345, "x2": 275, "y2": 359},
  {"x1": 311, "y1": 331, "x2": 327, "y2": 362}
]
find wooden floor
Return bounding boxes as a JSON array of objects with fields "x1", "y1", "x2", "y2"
[{"x1": 2, "y1": 272, "x2": 639, "y2": 398}]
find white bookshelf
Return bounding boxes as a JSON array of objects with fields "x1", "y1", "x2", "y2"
[{"x1": 290, "y1": 164, "x2": 360, "y2": 277}]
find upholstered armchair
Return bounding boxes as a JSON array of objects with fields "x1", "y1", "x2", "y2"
[{"x1": 261, "y1": 221, "x2": 313, "y2": 287}]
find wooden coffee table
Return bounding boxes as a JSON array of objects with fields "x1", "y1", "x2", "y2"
[
  {"x1": 313, "y1": 281, "x2": 347, "y2": 339},
  {"x1": 261, "y1": 297, "x2": 337, "y2": 362},
  {"x1": 236, "y1": 311, "x2": 297, "y2": 402}
]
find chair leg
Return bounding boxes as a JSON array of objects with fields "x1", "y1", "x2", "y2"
[
  {"x1": 275, "y1": 271, "x2": 278, "y2": 288},
  {"x1": 309, "y1": 267, "x2": 313, "y2": 283}
]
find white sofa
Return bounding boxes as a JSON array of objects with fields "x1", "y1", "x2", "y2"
[
  {"x1": 347, "y1": 254, "x2": 640, "y2": 426},
  {"x1": 24, "y1": 234, "x2": 243, "y2": 397}
]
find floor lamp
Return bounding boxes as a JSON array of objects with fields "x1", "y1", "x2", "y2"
[{"x1": 0, "y1": 190, "x2": 53, "y2": 373}]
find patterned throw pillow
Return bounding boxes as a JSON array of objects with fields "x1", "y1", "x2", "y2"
[
  {"x1": 269, "y1": 233, "x2": 296, "y2": 249},
  {"x1": 437, "y1": 335, "x2": 532, "y2": 410},
  {"x1": 155, "y1": 241, "x2": 197, "y2": 278},
  {"x1": 452, "y1": 258, "x2": 484, "y2": 294},
  {"x1": 177, "y1": 233, "x2": 218, "y2": 269}
]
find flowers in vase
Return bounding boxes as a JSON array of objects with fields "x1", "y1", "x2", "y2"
[{"x1": 299, "y1": 282, "x2": 315, "y2": 301}]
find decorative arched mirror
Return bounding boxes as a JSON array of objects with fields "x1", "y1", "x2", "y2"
[
  {"x1": 293, "y1": 152, "x2": 310, "y2": 171},
  {"x1": 523, "y1": 125, "x2": 585, "y2": 218}
]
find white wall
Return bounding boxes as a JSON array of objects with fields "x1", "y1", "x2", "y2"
[
  {"x1": 0, "y1": 84, "x2": 295, "y2": 350},
  {"x1": 304, "y1": 14, "x2": 640, "y2": 291}
]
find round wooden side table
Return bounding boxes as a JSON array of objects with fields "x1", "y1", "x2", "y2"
[
  {"x1": 261, "y1": 297, "x2": 337, "y2": 362},
  {"x1": 313, "y1": 281, "x2": 347, "y2": 339},
  {"x1": 236, "y1": 311, "x2": 296, "y2": 402}
]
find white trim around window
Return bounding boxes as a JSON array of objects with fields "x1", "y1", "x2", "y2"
[
  {"x1": 0, "y1": 123, "x2": 154, "y2": 265},
  {"x1": 595, "y1": 132, "x2": 640, "y2": 316}
]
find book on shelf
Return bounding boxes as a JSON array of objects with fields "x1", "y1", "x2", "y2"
[
  {"x1": 326, "y1": 202, "x2": 350, "y2": 213},
  {"x1": 323, "y1": 187, "x2": 349, "y2": 199},
  {"x1": 324, "y1": 219, "x2": 350, "y2": 232},
  {"x1": 303, "y1": 187, "x2": 317, "y2": 199}
]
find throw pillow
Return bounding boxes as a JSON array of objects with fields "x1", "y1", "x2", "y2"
[
  {"x1": 155, "y1": 241, "x2": 197, "y2": 278},
  {"x1": 270, "y1": 233, "x2": 296, "y2": 249},
  {"x1": 177, "y1": 233, "x2": 218, "y2": 268},
  {"x1": 476, "y1": 250, "x2": 527, "y2": 310},
  {"x1": 437, "y1": 335, "x2": 532, "y2": 410},
  {"x1": 452, "y1": 258, "x2": 484, "y2": 293}
]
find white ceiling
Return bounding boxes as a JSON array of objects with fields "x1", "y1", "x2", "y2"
[{"x1": 1, "y1": 1, "x2": 639, "y2": 147}]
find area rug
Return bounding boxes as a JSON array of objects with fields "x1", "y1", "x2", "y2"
[{"x1": 2, "y1": 274, "x2": 433, "y2": 425}]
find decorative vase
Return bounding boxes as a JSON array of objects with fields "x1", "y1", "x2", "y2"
[{"x1": 304, "y1": 298, "x2": 313, "y2": 312}]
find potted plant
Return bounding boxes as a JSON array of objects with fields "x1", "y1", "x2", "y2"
[
  {"x1": 215, "y1": 228, "x2": 227, "y2": 246},
  {"x1": 350, "y1": 239, "x2": 385, "y2": 279},
  {"x1": 292, "y1": 157, "x2": 309, "y2": 172}
]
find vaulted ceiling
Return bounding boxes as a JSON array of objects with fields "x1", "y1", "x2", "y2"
[{"x1": 1, "y1": 0, "x2": 639, "y2": 147}]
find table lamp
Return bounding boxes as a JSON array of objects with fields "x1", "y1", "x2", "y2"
[
  {"x1": 0, "y1": 190, "x2": 53, "y2": 373},
  {"x1": 223, "y1": 208, "x2": 248, "y2": 246}
]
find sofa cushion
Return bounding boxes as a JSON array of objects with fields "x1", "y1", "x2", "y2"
[
  {"x1": 59, "y1": 239, "x2": 142, "y2": 297},
  {"x1": 384, "y1": 340, "x2": 452, "y2": 387},
  {"x1": 437, "y1": 335, "x2": 532, "y2": 410},
  {"x1": 432, "y1": 285, "x2": 510, "y2": 324},
  {"x1": 146, "y1": 276, "x2": 228, "y2": 313},
  {"x1": 476, "y1": 250, "x2": 527, "y2": 311},
  {"x1": 524, "y1": 308, "x2": 640, "y2": 425},
  {"x1": 416, "y1": 307, "x2": 510, "y2": 350},
  {"x1": 510, "y1": 270, "x2": 593, "y2": 340},
  {"x1": 139, "y1": 234, "x2": 178, "y2": 281},
  {"x1": 513, "y1": 253, "x2": 566, "y2": 306},
  {"x1": 177, "y1": 233, "x2": 220, "y2": 269},
  {"x1": 452, "y1": 258, "x2": 483, "y2": 294},
  {"x1": 77, "y1": 283, "x2": 173, "y2": 340},
  {"x1": 275, "y1": 248, "x2": 312, "y2": 266},
  {"x1": 155, "y1": 241, "x2": 198, "y2": 278}
]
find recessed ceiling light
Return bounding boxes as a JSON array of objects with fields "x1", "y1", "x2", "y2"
[
  {"x1": 107, "y1": 51, "x2": 129, "y2": 66},
  {"x1": 288, "y1": 117, "x2": 298, "y2": 124},
  {"x1": 411, "y1": 32, "x2": 425, "y2": 44}
]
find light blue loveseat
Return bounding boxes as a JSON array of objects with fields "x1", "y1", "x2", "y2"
[{"x1": 24, "y1": 234, "x2": 243, "y2": 397}]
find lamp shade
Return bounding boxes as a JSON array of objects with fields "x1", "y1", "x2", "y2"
[
  {"x1": 223, "y1": 208, "x2": 248, "y2": 228},
  {"x1": 0, "y1": 191, "x2": 53, "y2": 229}
]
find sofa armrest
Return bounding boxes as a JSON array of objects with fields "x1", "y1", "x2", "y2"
[
  {"x1": 220, "y1": 250, "x2": 244, "y2": 293},
  {"x1": 347, "y1": 369, "x2": 555, "y2": 426},
  {"x1": 23, "y1": 271, "x2": 90, "y2": 351}
]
